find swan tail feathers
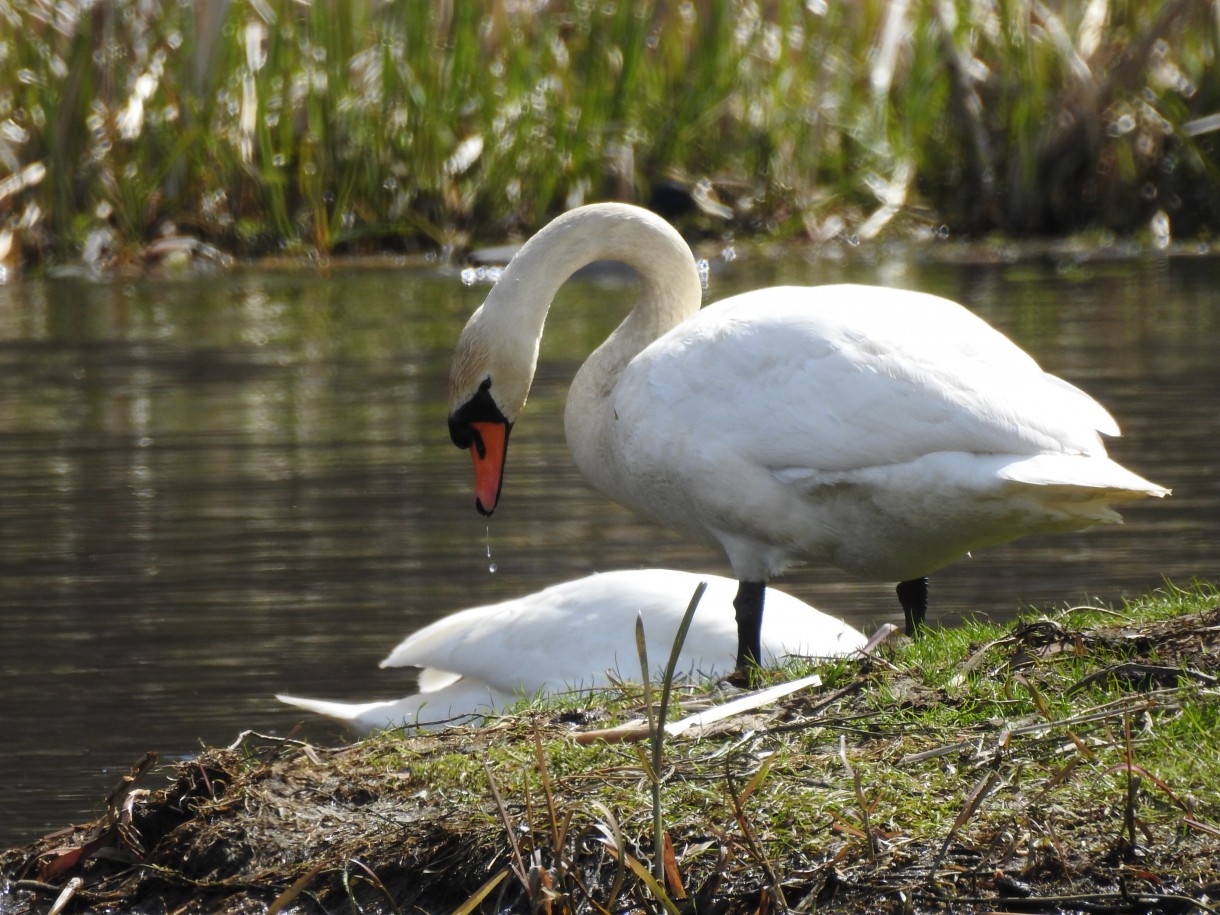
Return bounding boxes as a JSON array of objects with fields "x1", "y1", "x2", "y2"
[
  {"x1": 993, "y1": 454, "x2": 1167, "y2": 528},
  {"x1": 275, "y1": 693, "x2": 421, "y2": 735},
  {"x1": 1000, "y1": 454, "x2": 1169, "y2": 501},
  {"x1": 278, "y1": 681, "x2": 511, "y2": 734}
]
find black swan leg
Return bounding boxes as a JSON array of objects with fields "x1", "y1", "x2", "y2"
[
  {"x1": 732, "y1": 580, "x2": 766, "y2": 678},
  {"x1": 896, "y1": 577, "x2": 929, "y2": 636}
]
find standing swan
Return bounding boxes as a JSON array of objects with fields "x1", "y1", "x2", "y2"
[{"x1": 447, "y1": 203, "x2": 1167, "y2": 676}]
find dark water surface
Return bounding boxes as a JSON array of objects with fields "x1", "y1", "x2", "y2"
[{"x1": 1, "y1": 250, "x2": 1216, "y2": 849}]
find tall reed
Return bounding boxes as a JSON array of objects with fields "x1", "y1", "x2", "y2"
[{"x1": 0, "y1": 0, "x2": 1216, "y2": 265}]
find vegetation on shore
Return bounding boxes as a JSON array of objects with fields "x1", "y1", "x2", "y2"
[
  {"x1": 3, "y1": 583, "x2": 1218, "y2": 914},
  {"x1": 2, "y1": 0, "x2": 1219, "y2": 271}
]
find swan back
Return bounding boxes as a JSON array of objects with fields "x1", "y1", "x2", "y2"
[
  {"x1": 380, "y1": 569, "x2": 865, "y2": 696},
  {"x1": 630, "y1": 284, "x2": 1123, "y2": 464},
  {"x1": 280, "y1": 570, "x2": 865, "y2": 735}
]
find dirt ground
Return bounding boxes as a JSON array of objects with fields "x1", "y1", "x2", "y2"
[{"x1": 3, "y1": 605, "x2": 1219, "y2": 915}]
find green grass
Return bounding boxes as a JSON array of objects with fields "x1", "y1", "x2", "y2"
[
  {"x1": 447, "y1": 582, "x2": 1220, "y2": 909},
  {"x1": 2, "y1": 0, "x2": 1219, "y2": 268},
  {"x1": 3, "y1": 582, "x2": 1219, "y2": 912}
]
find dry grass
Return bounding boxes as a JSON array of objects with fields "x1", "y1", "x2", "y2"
[{"x1": 3, "y1": 584, "x2": 1219, "y2": 914}]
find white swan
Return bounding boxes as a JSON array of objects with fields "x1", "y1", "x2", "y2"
[
  {"x1": 447, "y1": 203, "x2": 1168, "y2": 674},
  {"x1": 277, "y1": 569, "x2": 865, "y2": 734}
]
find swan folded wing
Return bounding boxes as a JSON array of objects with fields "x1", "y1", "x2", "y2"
[
  {"x1": 378, "y1": 577, "x2": 613, "y2": 671},
  {"x1": 379, "y1": 571, "x2": 868, "y2": 701},
  {"x1": 379, "y1": 602, "x2": 502, "y2": 671},
  {"x1": 380, "y1": 597, "x2": 561, "y2": 695},
  {"x1": 759, "y1": 587, "x2": 869, "y2": 657},
  {"x1": 378, "y1": 572, "x2": 720, "y2": 696},
  {"x1": 630, "y1": 287, "x2": 1125, "y2": 477}
]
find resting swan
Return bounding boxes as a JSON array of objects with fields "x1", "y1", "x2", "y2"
[
  {"x1": 277, "y1": 569, "x2": 865, "y2": 734},
  {"x1": 447, "y1": 203, "x2": 1168, "y2": 675}
]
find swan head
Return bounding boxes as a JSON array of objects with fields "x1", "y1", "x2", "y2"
[
  {"x1": 446, "y1": 202, "x2": 701, "y2": 517},
  {"x1": 448, "y1": 305, "x2": 535, "y2": 516},
  {"x1": 448, "y1": 376, "x2": 512, "y2": 516}
]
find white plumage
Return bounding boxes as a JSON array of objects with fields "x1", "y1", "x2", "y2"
[
  {"x1": 602, "y1": 284, "x2": 1162, "y2": 583},
  {"x1": 277, "y1": 569, "x2": 865, "y2": 734},
  {"x1": 446, "y1": 203, "x2": 1167, "y2": 669}
]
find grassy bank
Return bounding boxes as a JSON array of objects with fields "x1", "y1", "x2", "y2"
[
  {"x1": 3, "y1": 583, "x2": 1218, "y2": 913},
  {"x1": 1, "y1": 0, "x2": 1218, "y2": 270}
]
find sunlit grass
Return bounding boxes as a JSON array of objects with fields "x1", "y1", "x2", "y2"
[
  {"x1": 343, "y1": 582, "x2": 1220, "y2": 909},
  {"x1": 1, "y1": 0, "x2": 1217, "y2": 268},
  {"x1": 3, "y1": 583, "x2": 1218, "y2": 911}
]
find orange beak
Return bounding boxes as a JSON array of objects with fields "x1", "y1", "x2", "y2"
[{"x1": 468, "y1": 421, "x2": 510, "y2": 515}]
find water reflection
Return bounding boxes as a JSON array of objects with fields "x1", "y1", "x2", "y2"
[{"x1": 0, "y1": 253, "x2": 1216, "y2": 849}]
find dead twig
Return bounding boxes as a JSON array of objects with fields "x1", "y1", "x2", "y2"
[
  {"x1": 483, "y1": 760, "x2": 530, "y2": 894},
  {"x1": 839, "y1": 735, "x2": 882, "y2": 861},
  {"x1": 725, "y1": 757, "x2": 787, "y2": 911},
  {"x1": 1065, "y1": 663, "x2": 1218, "y2": 698},
  {"x1": 932, "y1": 767, "x2": 1003, "y2": 872}
]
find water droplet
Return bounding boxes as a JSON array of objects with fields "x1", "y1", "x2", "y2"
[
  {"x1": 460, "y1": 265, "x2": 504, "y2": 287},
  {"x1": 488, "y1": 562, "x2": 498, "y2": 574}
]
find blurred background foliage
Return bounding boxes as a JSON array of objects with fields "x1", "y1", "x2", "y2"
[{"x1": 0, "y1": 0, "x2": 1217, "y2": 268}]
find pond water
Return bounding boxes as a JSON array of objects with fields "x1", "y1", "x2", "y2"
[{"x1": 1, "y1": 247, "x2": 1216, "y2": 850}]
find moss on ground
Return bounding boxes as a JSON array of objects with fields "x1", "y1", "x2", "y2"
[{"x1": 3, "y1": 585, "x2": 1219, "y2": 914}]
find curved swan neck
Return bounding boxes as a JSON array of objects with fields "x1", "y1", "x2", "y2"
[{"x1": 473, "y1": 204, "x2": 704, "y2": 414}]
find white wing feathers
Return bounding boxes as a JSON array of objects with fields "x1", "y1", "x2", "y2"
[{"x1": 623, "y1": 285, "x2": 1127, "y2": 478}]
